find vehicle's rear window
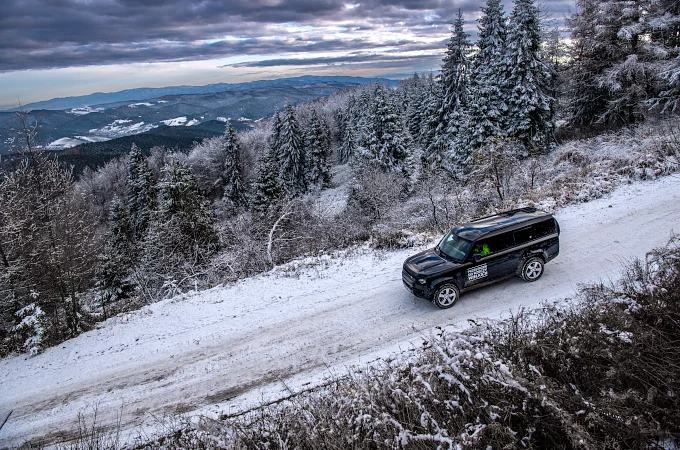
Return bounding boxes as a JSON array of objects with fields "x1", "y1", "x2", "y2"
[
  {"x1": 514, "y1": 219, "x2": 556, "y2": 245},
  {"x1": 476, "y1": 232, "x2": 515, "y2": 255}
]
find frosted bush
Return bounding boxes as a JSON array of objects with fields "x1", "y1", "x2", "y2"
[{"x1": 12, "y1": 301, "x2": 46, "y2": 356}]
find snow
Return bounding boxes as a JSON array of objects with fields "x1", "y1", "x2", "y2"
[
  {"x1": 67, "y1": 107, "x2": 104, "y2": 115},
  {"x1": 46, "y1": 135, "x2": 111, "y2": 150},
  {"x1": 127, "y1": 102, "x2": 154, "y2": 108},
  {"x1": 185, "y1": 119, "x2": 200, "y2": 126},
  {"x1": 88, "y1": 119, "x2": 157, "y2": 137},
  {"x1": 0, "y1": 176, "x2": 679, "y2": 447},
  {"x1": 46, "y1": 137, "x2": 87, "y2": 150},
  {"x1": 217, "y1": 117, "x2": 231, "y2": 122},
  {"x1": 307, "y1": 163, "x2": 351, "y2": 215},
  {"x1": 161, "y1": 116, "x2": 188, "y2": 126},
  {"x1": 74, "y1": 135, "x2": 110, "y2": 143}
]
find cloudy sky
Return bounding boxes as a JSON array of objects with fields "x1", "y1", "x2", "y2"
[{"x1": 0, "y1": 0, "x2": 573, "y2": 108}]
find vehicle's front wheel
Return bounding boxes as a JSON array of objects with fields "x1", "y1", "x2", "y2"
[
  {"x1": 433, "y1": 284, "x2": 460, "y2": 309},
  {"x1": 520, "y1": 257, "x2": 544, "y2": 282}
]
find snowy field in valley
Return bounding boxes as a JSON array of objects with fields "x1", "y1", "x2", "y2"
[{"x1": 1, "y1": 176, "x2": 679, "y2": 447}]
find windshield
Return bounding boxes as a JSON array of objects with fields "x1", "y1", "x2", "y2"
[{"x1": 437, "y1": 232, "x2": 472, "y2": 262}]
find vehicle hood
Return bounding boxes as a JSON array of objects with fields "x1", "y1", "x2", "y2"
[{"x1": 404, "y1": 248, "x2": 460, "y2": 277}]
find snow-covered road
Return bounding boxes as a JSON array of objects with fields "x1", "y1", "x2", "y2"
[{"x1": 1, "y1": 177, "x2": 679, "y2": 447}]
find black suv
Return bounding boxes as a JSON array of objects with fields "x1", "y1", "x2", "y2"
[{"x1": 402, "y1": 207, "x2": 560, "y2": 308}]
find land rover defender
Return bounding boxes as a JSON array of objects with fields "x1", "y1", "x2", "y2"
[{"x1": 402, "y1": 207, "x2": 560, "y2": 308}]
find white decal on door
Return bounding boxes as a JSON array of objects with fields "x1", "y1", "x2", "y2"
[{"x1": 467, "y1": 264, "x2": 488, "y2": 281}]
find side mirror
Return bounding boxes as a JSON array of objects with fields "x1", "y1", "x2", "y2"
[{"x1": 472, "y1": 253, "x2": 481, "y2": 263}]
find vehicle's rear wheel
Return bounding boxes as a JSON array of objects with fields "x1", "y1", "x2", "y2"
[
  {"x1": 433, "y1": 284, "x2": 460, "y2": 309},
  {"x1": 520, "y1": 257, "x2": 544, "y2": 282}
]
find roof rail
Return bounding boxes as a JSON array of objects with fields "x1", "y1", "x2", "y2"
[{"x1": 471, "y1": 207, "x2": 538, "y2": 223}]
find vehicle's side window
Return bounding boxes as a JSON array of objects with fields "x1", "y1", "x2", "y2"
[
  {"x1": 488, "y1": 232, "x2": 515, "y2": 253},
  {"x1": 514, "y1": 219, "x2": 556, "y2": 244},
  {"x1": 472, "y1": 240, "x2": 492, "y2": 257},
  {"x1": 471, "y1": 232, "x2": 514, "y2": 258}
]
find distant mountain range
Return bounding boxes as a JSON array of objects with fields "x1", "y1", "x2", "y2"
[
  {"x1": 0, "y1": 76, "x2": 396, "y2": 156},
  {"x1": 5, "y1": 76, "x2": 395, "y2": 112}
]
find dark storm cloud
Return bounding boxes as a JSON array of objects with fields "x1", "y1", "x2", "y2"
[{"x1": 0, "y1": 0, "x2": 571, "y2": 72}]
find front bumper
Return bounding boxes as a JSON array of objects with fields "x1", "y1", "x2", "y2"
[{"x1": 402, "y1": 269, "x2": 428, "y2": 298}]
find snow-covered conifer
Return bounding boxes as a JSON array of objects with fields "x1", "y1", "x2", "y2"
[
  {"x1": 466, "y1": 0, "x2": 509, "y2": 150},
  {"x1": 339, "y1": 95, "x2": 359, "y2": 163},
  {"x1": 270, "y1": 110, "x2": 283, "y2": 161},
  {"x1": 403, "y1": 74, "x2": 427, "y2": 144},
  {"x1": 96, "y1": 197, "x2": 134, "y2": 315},
  {"x1": 354, "y1": 89, "x2": 379, "y2": 163},
  {"x1": 250, "y1": 149, "x2": 282, "y2": 213},
  {"x1": 646, "y1": 0, "x2": 680, "y2": 114},
  {"x1": 566, "y1": 0, "x2": 663, "y2": 127},
  {"x1": 370, "y1": 83, "x2": 413, "y2": 175},
  {"x1": 504, "y1": 0, "x2": 554, "y2": 153},
  {"x1": 143, "y1": 159, "x2": 218, "y2": 271},
  {"x1": 306, "y1": 110, "x2": 332, "y2": 189},
  {"x1": 126, "y1": 144, "x2": 154, "y2": 240},
  {"x1": 278, "y1": 103, "x2": 307, "y2": 197},
  {"x1": 421, "y1": 78, "x2": 447, "y2": 164},
  {"x1": 222, "y1": 123, "x2": 245, "y2": 207},
  {"x1": 442, "y1": 10, "x2": 472, "y2": 136},
  {"x1": 11, "y1": 302, "x2": 47, "y2": 356}
]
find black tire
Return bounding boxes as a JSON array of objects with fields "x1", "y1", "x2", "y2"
[
  {"x1": 433, "y1": 283, "x2": 460, "y2": 309},
  {"x1": 520, "y1": 256, "x2": 544, "y2": 282}
]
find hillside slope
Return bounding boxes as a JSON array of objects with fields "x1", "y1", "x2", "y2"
[{"x1": 0, "y1": 176, "x2": 678, "y2": 447}]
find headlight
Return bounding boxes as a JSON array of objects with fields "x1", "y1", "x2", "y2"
[{"x1": 418, "y1": 278, "x2": 426, "y2": 285}]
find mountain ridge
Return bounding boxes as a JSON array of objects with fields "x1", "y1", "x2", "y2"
[
  {"x1": 0, "y1": 77, "x2": 395, "y2": 155},
  {"x1": 6, "y1": 76, "x2": 397, "y2": 112}
]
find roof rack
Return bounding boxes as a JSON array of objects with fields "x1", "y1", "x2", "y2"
[{"x1": 471, "y1": 207, "x2": 538, "y2": 223}]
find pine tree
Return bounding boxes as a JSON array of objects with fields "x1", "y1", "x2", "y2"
[
  {"x1": 657, "y1": 56, "x2": 680, "y2": 114},
  {"x1": 442, "y1": 10, "x2": 472, "y2": 137},
  {"x1": 644, "y1": 0, "x2": 680, "y2": 114},
  {"x1": 306, "y1": 110, "x2": 332, "y2": 189},
  {"x1": 143, "y1": 159, "x2": 218, "y2": 272},
  {"x1": 222, "y1": 123, "x2": 245, "y2": 207},
  {"x1": 504, "y1": 0, "x2": 554, "y2": 153},
  {"x1": 11, "y1": 301, "x2": 47, "y2": 356},
  {"x1": 354, "y1": 89, "x2": 380, "y2": 163},
  {"x1": 566, "y1": 0, "x2": 662, "y2": 127},
  {"x1": 95, "y1": 197, "x2": 134, "y2": 317},
  {"x1": 466, "y1": 0, "x2": 509, "y2": 150},
  {"x1": 126, "y1": 144, "x2": 154, "y2": 240},
  {"x1": 433, "y1": 11, "x2": 473, "y2": 170},
  {"x1": 403, "y1": 74, "x2": 427, "y2": 144},
  {"x1": 421, "y1": 78, "x2": 447, "y2": 164},
  {"x1": 278, "y1": 103, "x2": 307, "y2": 197},
  {"x1": 270, "y1": 110, "x2": 283, "y2": 161},
  {"x1": 251, "y1": 112, "x2": 286, "y2": 212},
  {"x1": 251, "y1": 148, "x2": 282, "y2": 213},
  {"x1": 564, "y1": 0, "x2": 611, "y2": 128},
  {"x1": 598, "y1": 0, "x2": 660, "y2": 125},
  {"x1": 372, "y1": 83, "x2": 412, "y2": 175},
  {"x1": 339, "y1": 95, "x2": 359, "y2": 163}
]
